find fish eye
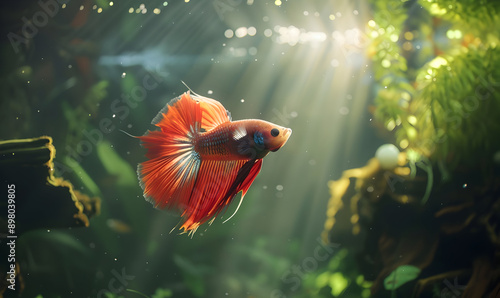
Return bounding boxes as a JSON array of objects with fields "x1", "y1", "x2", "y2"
[{"x1": 270, "y1": 128, "x2": 279, "y2": 137}]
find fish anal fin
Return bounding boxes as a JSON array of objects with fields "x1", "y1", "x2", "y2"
[{"x1": 178, "y1": 158, "x2": 262, "y2": 233}]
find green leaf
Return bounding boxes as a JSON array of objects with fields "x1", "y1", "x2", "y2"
[
  {"x1": 95, "y1": 0, "x2": 111, "y2": 9},
  {"x1": 173, "y1": 255, "x2": 209, "y2": 297},
  {"x1": 64, "y1": 156, "x2": 101, "y2": 196},
  {"x1": 126, "y1": 289, "x2": 149, "y2": 298},
  {"x1": 315, "y1": 272, "x2": 330, "y2": 288},
  {"x1": 97, "y1": 141, "x2": 136, "y2": 187},
  {"x1": 329, "y1": 272, "x2": 349, "y2": 296},
  {"x1": 152, "y1": 288, "x2": 173, "y2": 298},
  {"x1": 184, "y1": 275, "x2": 204, "y2": 297},
  {"x1": 173, "y1": 255, "x2": 211, "y2": 276},
  {"x1": 384, "y1": 265, "x2": 421, "y2": 290},
  {"x1": 121, "y1": 71, "x2": 138, "y2": 95}
]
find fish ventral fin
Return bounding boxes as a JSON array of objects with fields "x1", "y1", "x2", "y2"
[{"x1": 138, "y1": 91, "x2": 248, "y2": 234}]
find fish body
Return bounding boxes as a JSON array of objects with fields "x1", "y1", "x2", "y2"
[
  {"x1": 194, "y1": 120, "x2": 289, "y2": 160},
  {"x1": 138, "y1": 92, "x2": 291, "y2": 234}
]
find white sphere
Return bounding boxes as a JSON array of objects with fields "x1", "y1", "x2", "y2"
[{"x1": 375, "y1": 144, "x2": 400, "y2": 170}]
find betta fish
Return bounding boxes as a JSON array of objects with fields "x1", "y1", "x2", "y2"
[{"x1": 137, "y1": 91, "x2": 291, "y2": 234}]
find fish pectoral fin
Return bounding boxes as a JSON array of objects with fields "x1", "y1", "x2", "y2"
[
  {"x1": 221, "y1": 158, "x2": 263, "y2": 224},
  {"x1": 234, "y1": 159, "x2": 263, "y2": 198}
]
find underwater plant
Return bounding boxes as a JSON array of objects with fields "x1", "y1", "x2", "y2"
[
  {"x1": 0, "y1": 136, "x2": 101, "y2": 296},
  {"x1": 297, "y1": 248, "x2": 373, "y2": 298},
  {"x1": 322, "y1": 0, "x2": 500, "y2": 297}
]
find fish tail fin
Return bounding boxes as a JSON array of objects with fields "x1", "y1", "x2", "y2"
[{"x1": 137, "y1": 92, "x2": 202, "y2": 210}]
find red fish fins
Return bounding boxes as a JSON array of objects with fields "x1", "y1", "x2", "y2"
[
  {"x1": 138, "y1": 92, "x2": 202, "y2": 210},
  {"x1": 180, "y1": 158, "x2": 263, "y2": 232},
  {"x1": 138, "y1": 92, "x2": 259, "y2": 234}
]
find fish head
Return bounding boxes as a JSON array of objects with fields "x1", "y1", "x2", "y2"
[{"x1": 253, "y1": 121, "x2": 292, "y2": 153}]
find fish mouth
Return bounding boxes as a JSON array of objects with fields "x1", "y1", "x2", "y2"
[
  {"x1": 284, "y1": 128, "x2": 292, "y2": 138},
  {"x1": 271, "y1": 128, "x2": 292, "y2": 152},
  {"x1": 282, "y1": 128, "x2": 292, "y2": 142}
]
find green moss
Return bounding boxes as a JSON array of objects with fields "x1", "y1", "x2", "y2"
[
  {"x1": 370, "y1": 0, "x2": 500, "y2": 172},
  {"x1": 420, "y1": 0, "x2": 500, "y2": 38}
]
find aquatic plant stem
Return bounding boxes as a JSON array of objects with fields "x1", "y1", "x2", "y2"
[
  {"x1": 126, "y1": 288, "x2": 150, "y2": 298},
  {"x1": 416, "y1": 156, "x2": 433, "y2": 205}
]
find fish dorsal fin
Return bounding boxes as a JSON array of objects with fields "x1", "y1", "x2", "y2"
[
  {"x1": 191, "y1": 94, "x2": 231, "y2": 131},
  {"x1": 150, "y1": 92, "x2": 202, "y2": 133},
  {"x1": 179, "y1": 82, "x2": 231, "y2": 131}
]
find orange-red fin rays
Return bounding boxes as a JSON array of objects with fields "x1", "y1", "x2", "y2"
[
  {"x1": 137, "y1": 91, "x2": 259, "y2": 234},
  {"x1": 238, "y1": 159, "x2": 263, "y2": 198},
  {"x1": 196, "y1": 96, "x2": 231, "y2": 131},
  {"x1": 150, "y1": 92, "x2": 202, "y2": 131},
  {"x1": 152, "y1": 90, "x2": 230, "y2": 132},
  {"x1": 180, "y1": 81, "x2": 231, "y2": 130},
  {"x1": 222, "y1": 158, "x2": 263, "y2": 224},
  {"x1": 137, "y1": 92, "x2": 203, "y2": 210},
  {"x1": 137, "y1": 137, "x2": 201, "y2": 210},
  {"x1": 179, "y1": 158, "x2": 263, "y2": 232}
]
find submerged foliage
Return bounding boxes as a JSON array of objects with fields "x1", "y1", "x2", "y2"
[
  {"x1": 420, "y1": 0, "x2": 500, "y2": 39},
  {"x1": 371, "y1": 0, "x2": 500, "y2": 171},
  {"x1": 297, "y1": 248, "x2": 373, "y2": 298},
  {"x1": 321, "y1": 0, "x2": 500, "y2": 297},
  {"x1": 412, "y1": 47, "x2": 500, "y2": 168},
  {"x1": 383, "y1": 265, "x2": 421, "y2": 290}
]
